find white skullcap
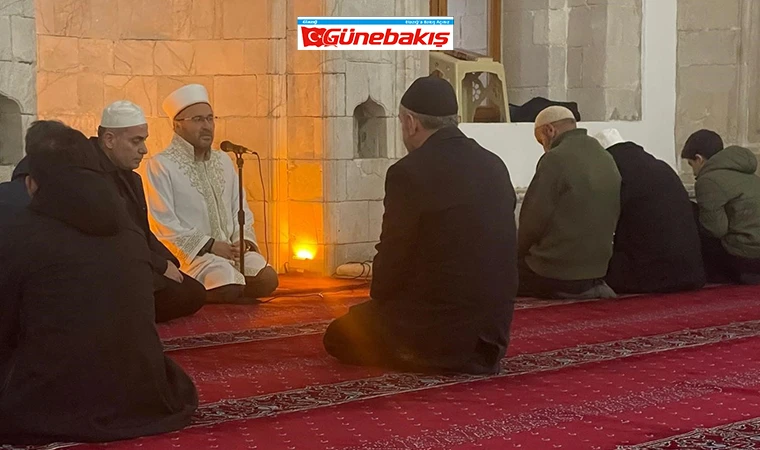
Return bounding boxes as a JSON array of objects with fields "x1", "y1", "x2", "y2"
[
  {"x1": 100, "y1": 100, "x2": 147, "y2": 129},
  {"x1": 593, "y1": 128, "x2": 625, "y2": 149},
  {"x1": 534, "y1": 106, "x2": 576, "y2": 129},
  {"x1": 162, "y1": 84, "x2": 210, "y2": 119}
]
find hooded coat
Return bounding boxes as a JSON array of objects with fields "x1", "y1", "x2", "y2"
[
  {"x1": 0, "y1": 166, "x2": 198, "y2": 445},
  {"x1": 0, "y1": 156, "x2": 30, "y2": 209},
  {"x1": 695, "y1": 146, "x2": 760, "y2": 259}
]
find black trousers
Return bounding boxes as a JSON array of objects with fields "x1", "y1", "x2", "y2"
[
  {"x1": 206, "y1": 266, "x2": 280, "y2": 304},
  {"x1": 692, "y1": 202, "x2": 760, "y2": 284},
  {"x1": 516, "y1": 257, "x2": 599, "y2": 298},
  {"x1": 153, "y1": 272, "x2": 206, "y2": 323}
]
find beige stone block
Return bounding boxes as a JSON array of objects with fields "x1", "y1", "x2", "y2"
[
  {"x1": 38, "y1": 35, "x2": 79, "y2": 72},
  {"x1": 331, "y1": 243, "x2": 377, "y2": 269},
  {"x1": 343, "y1": 49, "x2": 395, "y2": 65},
  {"x1": 10, "y1": 17, "x2": 35, "y2": 63},
  {"x1": 581, "y1": 47, "x2": 606, "y2": 88},
  {"x1": 329, "y1": 0, "x2": 394, "y2": 17},
  {"x1": 117, "y1": 0, "x2": 173, "y2": 40},
  {"x1": 104, "y1": 75, "x2": 159, "y2": 117},
  {"x1": 77, "y1": 72, "x2": 104, "y2": 113},
  {"x1": 605, "y1": 88, "x2": 641, "y2": 120},
  {"x1": 567, "y1": 47, "x2": 583, "y2": 89},
  {"x1": 46, "y1": 0, "x2": 87, "y2": 37},
  {"x1": 460, "y1": 15, "x2": 488, "y2": 52},
  {"x1": 287, "y1": 117, "x2": 323, "y2": 159},
  {"x1": 368, "y1": 200, "x2": 384, "y2": 241},
  {"x1": 85, "y1": 0, "x2": 121, "y2": 39},
  {"x1": 194, "y1": 40, "x2": 245, "y2": 75},
  {"x1": 678, "y1": 30, "x2": 739, "y2": 66},
  {"x1": 242, "y1": 157, "x2": 272, "y2": 202},
  {"x1": 327, "y1": 201, "x2": 370, "y2": 244},
  {"x1": 567, "y1": 87, "x2": 606, "y2": 121},
  {"x1": 287, "y1": 30, "x2": 323, "y2": 74},
  {"x1": 323, "y1": 160, "x2": 348, "y2": 202},
  {"x1": 78, "y1": 39, "x2": 114, "y2": 73},
  {"x1": 548, "y1": 9, "x2": 568, "y2": 45},
  {"x1": 224, "y1": 117, "x2": 273, "y2": 158},
  {"x1": 214, "y1": 75, "x2": 259, "y2": 117},
  {"x1": 114, "y1": 41, "x2": 155, "y2": 76},
  {"x1": 35, "y1": 0, "x2": 55, "y2": 35},
  {"x1": 0, "y1": 17, "x2": 11, "y2": 61},
  {"x1": 503, "y1": 46, "x2": 549, "y2": 89},
  {"x1": 508, "y1": 87, "x2": 549, "y2": 106},
  {"x1": 257, "y1": 75, "x2": 287, "y2": 117},
  {"x1": 605, "y1": 45, "x2": 641, "y2": 88},
  {"x1": 288, "y1": 0, "x2": 324, "y2": 32},
  {"x1": 172, "y1": 0, "x2": 217, "y2": 40},
  {"x1": 324, "y1": 117, "x2": 354, "y2": 160},
  {"x1": 502, "y1": 11, "x2": 535, "y2": 49},
  {"x1": 0, "y1": 0, "x2": 31, "y2": 17},
  {"x1": 288, "y1": 160, "x2": 323, "y2": 201},
  {"x1": 678, "y1": 0, "x2": 740, "y2": 31},
  {"x1": 145, "y1": 116, "x2": 174, "y2": 156},
  {"x1": 502, "y1": 0, "x2": 549, "y2": 12},
  {"x1": 323, "y1": 73, "x2": 346, "y2": 117},
  {"x1": 0, "y1": 61, "x2": 35, "y2": 114},
  {"x1": 37, "y1": 72, "x2": 79, "y2": 115},
  {"x1": 245, "y1": 39, "x2": 280, "y2": 75},
  {"x1": 548, "y1": 46, "x2": 567, "y2": 88},
  {"x1": 288, "y1": 74, "x2": 322, "y2": 117},
  {"x1": 345, "y1": 159, "x2": 390, "y2": 201},
  {"x1": 222, "y1": 0, "x2": 271, "y2": 39},
  {"x1": 154, "y1": 41, "x2": 195, "y2": 76},
  {"x1": 289, "y1": 201, "x2": 325, "y2": 244},
  {"x1": 156, "y1": 76, "x2": 214, "y2": 117},
  {"x1": 345, "y1": 62, "x2": 395, "y2": 117},
  {"x1": 0, "y1": 165, "x2": 12, "y2": 183},
  {"x1": 322, "y1": 52, "x2": 347, "y2": 73},
  {"x1": 568, "y1": 5, "x2": 607, "y2": 48},
  {"x1": 533, "y1": 9, "x2": 549, "y2": 45},
  {"x1": 607, "y1": 5, "x2": 642, "y2": 47}
]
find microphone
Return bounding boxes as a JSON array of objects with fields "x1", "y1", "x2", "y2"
[{"x1": 221, "y1": 140, "x2": 257, "y2": 155}]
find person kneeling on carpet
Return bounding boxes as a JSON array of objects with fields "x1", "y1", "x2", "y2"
[
  {"x1": 517, "y1": 106, "x2": 621, "y2": 299},
  {"x1": 0, "y1": 122, "x2": 198, "y2": 445},
  {"x1": 682, "y1": 129, "x2": 760, "y2": 284},
  {"x1": 323, "y1": 76, "x2": 519, "y2": 375},
  {"x1": 594, "y1": 129, "x2": 705, "y2": 294}
]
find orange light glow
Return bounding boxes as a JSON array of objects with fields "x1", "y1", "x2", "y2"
[{"x1": 294, "y1": 248, "x2": 315, "y2": 260}]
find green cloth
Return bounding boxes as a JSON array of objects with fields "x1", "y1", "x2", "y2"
[
  {"x1": 518, "y1": 128, "x2": 622, "y2": 280},
  {"x1": 695, "y1": 145, "x2": 760, "y2": 258}
]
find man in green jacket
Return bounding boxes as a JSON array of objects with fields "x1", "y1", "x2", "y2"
[
  {"x1": 518, "y1": 106, "x2": 621, "y2": 299},
  {"x1": 682, "y1": 129, "x2": 760, "y2": 284}
]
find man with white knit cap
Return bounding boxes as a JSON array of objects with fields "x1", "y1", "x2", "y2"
[
  {"x1": 144, "y1": 84, "x2": 278, "y2": 304},
  {"x1": 591, "y1": 128, "x2": 705, "y2": 294},
  {"x1": 518, "y1": 106, "x2": 621, "y2": 299},
  {"x1": 91, "y1": 100, "x2": 206, "y2": 322}
]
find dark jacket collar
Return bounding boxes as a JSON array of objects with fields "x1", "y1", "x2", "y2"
[
  {"x1": 417, "y1": 126, "x2": 466, "y2": 150},
  {"x1": 89, "y1": 137, "x2": 120, "y2": 173}
]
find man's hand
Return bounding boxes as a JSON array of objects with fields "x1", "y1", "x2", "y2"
[
  {"x1": 212, "y1": 241, "x2": 240, "y2": 260},
  {"x1": 163, "y1": 261, "x2": 184, "y2": 283},
  {"x1": 232, "y1": 240, "x2": 257, "y2": 254}
]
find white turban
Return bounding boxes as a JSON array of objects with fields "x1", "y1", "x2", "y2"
[
  {"x1": 100, "y1": 100, "x2": 147, "y2": 129},
  {"x1": 162, "y1": 84, "x2": 211, "y2": 119},
  {"x1": 534, "y1": 106, "x2": 576, "y2": 129},
  {"x1": 593, "y1": 128, "x2": 625, "y2": 149}
]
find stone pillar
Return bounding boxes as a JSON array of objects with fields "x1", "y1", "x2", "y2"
[{"x1": 0, "y1": 0, "x2": 36, "y2": 178}]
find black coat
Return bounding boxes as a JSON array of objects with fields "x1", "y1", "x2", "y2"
[
  {"x1": 0, "y1": 167, "x2": 197, "y2": 445},
  {"x1": 0, "y1": 156, "x2": 30, "y2": 209},
  {"x1": 90, "y1": 138, "x2": 180, "y2": 290},
  {"x1": 362, "y1": 126, "x2": 518, "y2": 373},
  {"x1": 606, "y1": 142, "x2": 706, "y2": 293}
]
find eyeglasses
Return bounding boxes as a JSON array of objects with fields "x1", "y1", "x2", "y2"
[{"x1": 175, "y1": 115, "x2": 218, "y2": 124}]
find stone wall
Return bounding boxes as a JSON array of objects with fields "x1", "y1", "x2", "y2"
[
  {"x1": 676, "y1": 0, "x2": 760, "y2": 179},
  {"x1": 34, "y1": 0, "x2": 291, "y2": 268},
  {"x1": 502, "y1": 0, "x2": 642, "y2": 121},
  {"x1": 447, "y1": 0, "x2": 488, "y2": 55},
  {"x1": 0, "y1": 0, "x2": 36, "y2": 181}
]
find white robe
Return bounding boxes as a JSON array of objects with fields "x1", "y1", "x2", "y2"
[{"x1": 144, "y1": 133, "x2": 267, "y2": 290}]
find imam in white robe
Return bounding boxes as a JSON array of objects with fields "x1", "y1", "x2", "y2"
[{"x1": 144, "y1": 133, "x2": 267, "y2": 290}]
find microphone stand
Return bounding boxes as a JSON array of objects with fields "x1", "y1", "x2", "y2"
[{"x1": 235, "y1": 152, "x2": 245, "y2": 276}]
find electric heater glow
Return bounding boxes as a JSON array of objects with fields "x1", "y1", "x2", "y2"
[{"x1": 294, "y1": 248, "x2": 315, "y2": 260}]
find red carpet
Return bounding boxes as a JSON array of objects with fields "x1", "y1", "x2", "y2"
[{"x1": 8, "y1": 278, "x2": 760, "y2": 450}]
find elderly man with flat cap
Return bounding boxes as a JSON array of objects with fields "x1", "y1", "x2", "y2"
[
  {"x1": 91, "y1": 100, "x2": 205, "y2": 322},
  {"x1": 144, "y1": 84, "x2": 278, "y2": 304},
  {"x1": 518, "y1": 106, "x2": 621, "y2": 299},
  {"x1": 323, "y1": 76, "x2": 519, "y2": 375}
]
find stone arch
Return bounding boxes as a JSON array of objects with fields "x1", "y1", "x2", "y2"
[
  {"x1": 353, "y1": 97, "x2": 388, "y2": 159},
  {"x1": 0, "y1": 93, "x2": 24, "y2": 165}
]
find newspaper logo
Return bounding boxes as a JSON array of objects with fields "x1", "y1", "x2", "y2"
[{"x1": 297, "y1": 17, "x2": 454, "y2": 50}]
